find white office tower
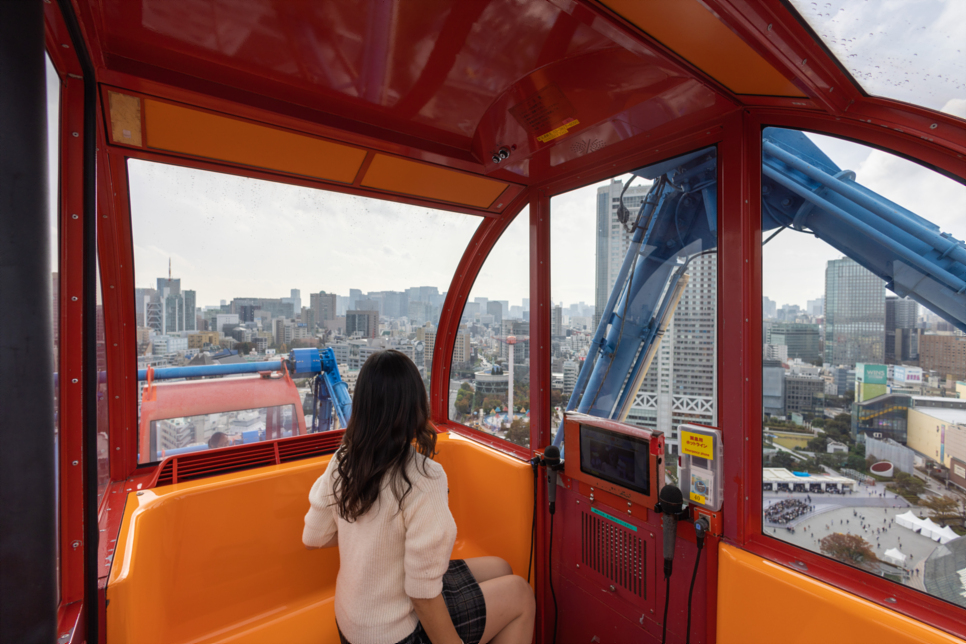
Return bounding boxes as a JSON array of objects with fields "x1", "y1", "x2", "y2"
[
  {"x1": 594, "y1": 179, "x2": 653, "y2": 329},
  {"x1": 626, "y1": 252, "x2": 718, "y2": 455}
]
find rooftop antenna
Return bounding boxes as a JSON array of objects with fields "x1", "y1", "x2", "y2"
[{"x1": 168, "y1": 257, "x2": 172, "y2": 280}]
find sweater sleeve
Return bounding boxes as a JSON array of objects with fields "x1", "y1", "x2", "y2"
[
  {"x1": 402, "y1": 461, "x2": 458, "y2": 599},
  {"x1": 303, "y1": 461, "x2": 338, "y2": 548}
]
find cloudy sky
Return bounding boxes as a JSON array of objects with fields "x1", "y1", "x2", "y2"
[{"x1": 46, "y1": 1, "x2": 964, "y2": 315}]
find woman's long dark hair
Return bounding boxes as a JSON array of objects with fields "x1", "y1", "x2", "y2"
[{"x1": 333, "y1": 349, "x2": 436, "y2": 521}]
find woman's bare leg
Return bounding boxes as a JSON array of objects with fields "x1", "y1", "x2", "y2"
[
  {"x1": 476, "y1": 575, "x2": 536, "y2": 644},
  {"x1": 464, "y1": 556, "x2": 512, "y2": 583}
]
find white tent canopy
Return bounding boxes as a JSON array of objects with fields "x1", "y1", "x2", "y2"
[
  {"x1": 882, "y1": 548, "x2": 907, "y2": 566},
  {"x1": 895, "y1": 511, "x2": 958, "y2": 544}
]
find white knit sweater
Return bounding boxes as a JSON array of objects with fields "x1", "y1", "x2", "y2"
[{"x1": 302, "y1": 450, "x2": 458, "y2": 644}]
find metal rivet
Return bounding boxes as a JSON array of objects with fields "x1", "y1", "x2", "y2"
[
  {"x1": 115, "y1": 395, "x2": 119, "y2": 399},
  {"x1": 929, "y1": 123, "x2": 938, "y2": 130},
  {"x1": 766, "y1": 23, "x2": 773, "y2": 31},
  {"x1": 110, "y1": 285, "x2": 114, "y2": 289},
  {"x1": 136, "y1": 491, "x2": 144, "y2": 496},
  {"x1": 116, "y1": 447, "x2": 121, "y2": 451},
  {"x1": 576, "y1": 563, "x2": 580, "y2": 568},
  {"x1": 113, "y1": 343, "x2": 118, "y2": 347},
  {"x1": 71, "y1": 378, "x2": 78, "y2": 383},
  {"x1": 802, "y1": 58, "x2": 807, "y2": 65},
  {"x1": 62, "y1": 44, "x2": 69, "y2": 48},
  {"x1": 71, "y1": 214, "x2": 78, "y2": 220},
  {"x1": 884, "y1": 597, "x2": 896, "y2": 603},
  {"x1": 72, "y1": 460, "x2": 78, "y2": 466},
  {"x1": 72, "y1": 132, "x2": 79, "y2": 137},
  {"x1": 71, "y1": 296, "x2": 78, "y2": 301},
  {"x1": 72, "y1": 540, "x2": 81, "y2": 548}
]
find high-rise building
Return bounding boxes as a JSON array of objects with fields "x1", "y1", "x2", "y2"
[
  {"x1": 486, "y1": 301, "x2": 503, "y2": 326},
  {"x1": 183, "y1": 290, "x2": 196, "y2": 331},
  {"x1": 282, "y1": 289, "x2": 301, "y2": 315},
  {"x1": 311, "y1": 291, "x2": 337, "y2": 323},
  {"x1": 886, "y1": 296, "x2": 918, "y2": 362},
  {"x1": 594, "y1": 179, "x2": 652, "y2": 329},
  {"x1": 919, "y1": 334, "x2": 966, "y2": 381},
  {"x1": 767, "y1": 323, "x2": 820, "y2": 363},
  {"x1": 452, "y1": 328, "x2": 472, "y2": 366},
  {"x1": 824, "y1": 257, "x2": 885, "y2": 367},
  {"x1": 806, "y1": 298, "x2": 823, "y2": 317},
  {"x1": 346, "y1": 310, "x2": 379, "y2": 339},
  {"x1": 551, "y1": 305, "x2": 563, "y2": 338},
  {"x1": 562, "y1": 360, "x2": 579, "y2": 397},
  {"x1": 762, "y1": 296, "x2": 777, "y2": 319},
  {"x1": 626, "y1": 252, "x2": 716, "y2": 454}
]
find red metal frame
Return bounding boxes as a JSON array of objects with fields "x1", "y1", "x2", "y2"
[
  {"x1": 40, "y1": 0, "x2": 966, "y2": 641},
  {"x1": 733, "y1": 109, "x2": 966, "y2": 638}
]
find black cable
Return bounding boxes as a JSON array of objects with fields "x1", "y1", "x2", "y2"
[
  {"x1": 762, "y1": 225, "x2": 787, "y2": 246},
  {"x1": 549, "y1": 511, "x2": 558, "y2": 644},
  {"x1": 528, "y1": 459, "x2": 538, "y2": 583},
  {"x1": 661, "y1": 573, "x2": 672, "y2": 644},
  {"x1": 685, "y1": 539, "x2": 705, "y2": 644}
]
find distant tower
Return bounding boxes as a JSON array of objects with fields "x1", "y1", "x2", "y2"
[
  {"x1": 506, "y1": 336, "x2": 516, "y2": 423},
  {"x1": 168, "y1": 257, "x2": 172, "y2": 281}
]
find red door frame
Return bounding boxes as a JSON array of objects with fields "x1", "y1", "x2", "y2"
[
  {"x1": 732, "y1": 108, "x2": 966, "y2": 638},
  {"x1": 44, "y1": 1, "x2": 89, "y2": 615}
]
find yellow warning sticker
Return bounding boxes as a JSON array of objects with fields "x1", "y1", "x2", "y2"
[
  {"x1": 537, "y1": 119, "x2": 580, "y2": 143},
  {"x1": 681, "y1": 430, "x2": 714, "y2": 460},
  {"x1": 690, "y1": 491, "x2": 707, "y2": 505}
]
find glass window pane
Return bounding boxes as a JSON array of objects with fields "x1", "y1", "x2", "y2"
[
  {"x1": 45, "y1": 53, "x2": 61, "y2": 602},
  {"x1": 761, "y1": 127, "x2": 966, "y2": 608},
  {"x1": 129, "y1": 159, "x2": 479, "y2": 463},
  {"x1": 788, "y1": 0, "x2": 966, "y2": 116},
  {"x1": 550, "y1": 147, "x2": 719, "y2": 483},
  {"x1": 448, "y1": 209, "x2": 530, "y2": 448}
]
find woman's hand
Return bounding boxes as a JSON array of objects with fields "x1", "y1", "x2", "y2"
[{"x1": 410, "y1": 594, "x2": 462, "y2": 644}]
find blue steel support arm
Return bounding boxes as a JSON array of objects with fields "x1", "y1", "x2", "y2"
[
  {"x1": 320, "y1": 348, "x2": 353, "y2": 429},
  {"x1": 553, "y1": 130, "x2": 965, "y2": 446}
]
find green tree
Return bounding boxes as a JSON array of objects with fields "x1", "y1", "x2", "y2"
[
  {"x1": 921, "y1": 495, "x2": 961, "y2": 527},
  {"x1": 819, "y1": 533, "x2": 877, "y2": 570},
  {"x1": 845, "y1": 453, "x2": 866, "y2": 472},
  {"x1": 770, "y1": 452, "x2": 797, "y2": 469},
  {"x1": 807, "y1": 435, "x2": 828, "y2": 452},
  {"x1": 890, "y1": 472, "x2": 926, "y2": 498},
  {"x1": 504, "y1": 418, "x2": 530, "y2": 447}
]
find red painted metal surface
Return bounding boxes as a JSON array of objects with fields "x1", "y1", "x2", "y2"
[
  {"x1": 733, "y1": 109, "x2": 966, "y2": 638},
  {"x1": 137, "y1": 368, "x2": 307, "y2": 465},
  {"x1": 149, "y1": 430, "x2": 345, "y2": 487},
  {"x1": 40, "y1": 0, "x2": 966, "y2": 641},
  {"x1": 56, "y1": 70, "x2": 89, "y2": 610},
  {"x1": 430, "y1": 189, "x2": 530, "y2": 422}
]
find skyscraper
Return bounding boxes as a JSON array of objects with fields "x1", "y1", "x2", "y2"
[
  {"x1": 626, "y1": 252, "x2": 717, "y2": 454},
  {"x1": 886, "y1": 296, "x2": 918, "y2": 363},
  {"x1": 824, "y1": 257, "x2": 885, "y2": 366},
  {"x1": 311, "y1": 291, "x2": 337, "y2": 323},
  {"x1": 594, "y1": 179, "x2": 652, "y2": 329}
]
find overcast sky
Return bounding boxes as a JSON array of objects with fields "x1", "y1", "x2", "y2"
[{"x1": 45, "y1": 4, "x2": 964, "y2": 314}]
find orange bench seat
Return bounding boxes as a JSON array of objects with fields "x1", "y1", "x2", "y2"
[{"x1": 106, "y1": 432, "x2": 533, "y2": 644}]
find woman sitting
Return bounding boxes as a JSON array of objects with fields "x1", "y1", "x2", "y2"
[{"x1": 303, "y1": 350, "x2": 535, "y2": 644}]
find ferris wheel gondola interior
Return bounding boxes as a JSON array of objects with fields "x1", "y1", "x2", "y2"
[{"x1": 3, "y1": 0, "x2": 966, "y2": 642}]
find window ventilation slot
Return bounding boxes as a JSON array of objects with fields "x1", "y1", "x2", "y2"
[
  {"x1": 581, "y1": 510, "x2": 646, "y2": 598},
  {"x1": 150, "y1": 430, "x2": 344, "y2": 487}
]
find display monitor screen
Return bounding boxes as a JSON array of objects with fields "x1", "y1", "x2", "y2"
[{"x1": 579, "y1": 424, "x2": 650, "y2": 495}]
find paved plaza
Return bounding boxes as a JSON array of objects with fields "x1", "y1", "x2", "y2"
[{"x1": 763, "y1": 482, "x2": 950, "y2": 589}]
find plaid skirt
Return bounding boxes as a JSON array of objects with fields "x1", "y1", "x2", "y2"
[{"x1": 338, "y1": 559, "x2": 487, "y2": 644}]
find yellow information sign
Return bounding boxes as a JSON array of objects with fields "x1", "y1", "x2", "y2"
[
  {"x1": 537, "y1": 119, "x2": 580, "y2": 143},
  {"x1": 681, "y1": 430, "x2": 714, "y2": 460},
  {"x1": 690, "y1": 491, "x2": 707, "y2": 505}
]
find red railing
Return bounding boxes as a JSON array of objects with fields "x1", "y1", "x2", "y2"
[{"x1": 149, "y1": 430, "x2": 345, "y2": 488}]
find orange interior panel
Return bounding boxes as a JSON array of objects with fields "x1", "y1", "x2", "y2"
[
  {"x1": 717, "y1": 543, "x2": 962, "y2": 644},
  {"x1": 106, "y1": 432, "x2": 532, "y2": 644},
  {"x1": 601, "y1": 0, "x2": 805, "y2": 97},
  {"x1": 361, "y1": 154, "x2": 508, "y2": 209},
  {"x1": 142, "y1": 99, "x2": 367, "y2": 184}
]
